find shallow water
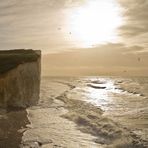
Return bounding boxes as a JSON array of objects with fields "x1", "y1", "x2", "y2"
[
  {"x1": 21, "y1": 78, "x2": 101, "y2": 148},
  {"x1": 0, "y1": 76, "x2": 148, "y2": 147},
  {"x1": 66, "y1": 76, "x2": 148, "y2": 140}
]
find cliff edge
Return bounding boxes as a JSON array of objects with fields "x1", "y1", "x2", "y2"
[{"x1": 0, "y1": 49, "x2": 41, "y2": 108}]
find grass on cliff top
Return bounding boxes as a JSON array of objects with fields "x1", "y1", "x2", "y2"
[{"x1": 0, "y1": 49, "x2": 40, "y2": 74}]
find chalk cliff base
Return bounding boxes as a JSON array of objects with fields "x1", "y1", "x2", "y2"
[{"x1": 0, "y1": 50, "x2": 41, "y2": 108}]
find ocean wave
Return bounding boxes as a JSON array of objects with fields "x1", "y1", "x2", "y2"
[{"x1": 56, "y1": 91, "x2": 148, "y2": 147}]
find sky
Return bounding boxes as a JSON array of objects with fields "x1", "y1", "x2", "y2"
[{"x1": 0, "y1": 0, "x2": 148, "y2": 76}]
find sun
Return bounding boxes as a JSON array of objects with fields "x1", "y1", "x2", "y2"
[{"x1": 68, "y1": 0, "x2": 123, "y2": 47}]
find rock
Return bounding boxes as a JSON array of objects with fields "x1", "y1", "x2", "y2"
[
  {"x1": 87, "y1": 84, "x2": 106, "y2": 89},
  {"x1": 0, "y1": 49, "x2": 41, "y2": 108}
]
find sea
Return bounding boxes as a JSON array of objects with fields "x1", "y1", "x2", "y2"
[
  {"x1": 69, "y1": 76, "x2": 148, "y2": 139},
  {"x1": 46, "y1": 76, "x2": 148, "y2": 139},
  {"x1": 0, "y1": 76, "x2": 148, "y2": 147}
]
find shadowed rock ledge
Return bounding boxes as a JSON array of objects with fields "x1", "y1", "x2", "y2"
[{"x1": 0, "y1": 49, "x2": 41, "y2": 108}]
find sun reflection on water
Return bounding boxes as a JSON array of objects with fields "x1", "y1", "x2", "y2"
[{"x1": 84, "y1": 78, "x2": 121, "y2": 110}]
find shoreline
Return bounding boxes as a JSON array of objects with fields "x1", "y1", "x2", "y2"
[
  {"x1": 55, "y1": 87, "x2": 148, "y2": 148},
  {"x1": 21, "y1": 80, "x2": 101, "y2": 148},
  {"x1": 0, "y1": 77, "x2": 147, "y2": 147}
]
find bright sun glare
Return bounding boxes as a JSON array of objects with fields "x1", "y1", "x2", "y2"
[{"x1": 69, "y1": 0, "x2": 123, "y2": 47}]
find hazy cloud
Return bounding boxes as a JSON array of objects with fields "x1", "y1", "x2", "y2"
[
  {"x1": 42, "y1": 43, "x2": 148, "y2": 76},
  {"x1": 0, "y1": 0, "x2": 147, "y2": 51},
  {"x1": 43, "y1": 43, "x2": 148, "y2": 67},
  {"x1": 119, "y1": 0, "x2": 148, "y2": 35},
  {"x1": 0, "y1": 0, "x2": 88, "y2": 50}
]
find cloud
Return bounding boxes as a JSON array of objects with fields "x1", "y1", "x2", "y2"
[
  {"x1": 43, "y1": 43, "x2": 148, "y2": 68},
  {"x1": 0, "y1": 0, "x2": 88, "y2": 50},
  {"x1": 118, "y1": 0, "x2": 148, "y2": 37},
  {"x1": 42, "y1": 43, "x2": 148, "y2": 76},
  {"x1": 0, "y1": 0, "x2": 147, "y2": 54},
  {"x1": 0, "y1": 1, "x2": 63, "y2": 49}
]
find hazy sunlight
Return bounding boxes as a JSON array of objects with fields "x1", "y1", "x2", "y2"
[{"x1": 69, "y1": 0, "x2": 123, "y2": 47}]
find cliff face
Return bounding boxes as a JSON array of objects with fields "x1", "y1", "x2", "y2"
[{"x1": 0, "y1": 50, "x2": 41, "y2": 108}]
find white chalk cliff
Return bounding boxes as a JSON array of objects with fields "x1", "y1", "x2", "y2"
[{"x1": 0, "y1": 50, "x2": 41, "y2": 108}]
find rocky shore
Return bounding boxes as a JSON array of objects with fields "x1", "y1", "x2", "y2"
[{"x1": 21, "y1": 77, "x2": 148, "y2": 148}]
